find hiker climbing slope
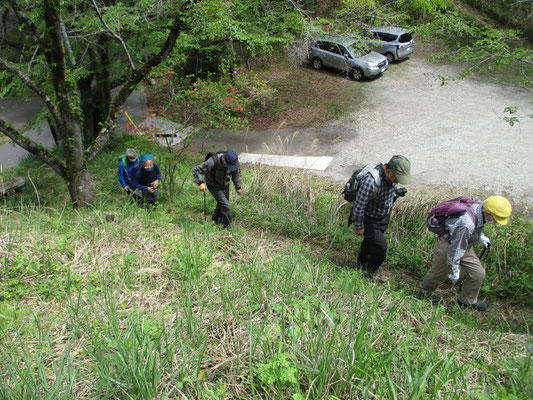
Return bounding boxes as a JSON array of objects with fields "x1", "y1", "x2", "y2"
[
  {"x1": 419, "y1": 196, "x2": 512, "y2": 311},
  {"x1": 349, "y1": 155, "x2": 411, "y2": 281},
  {"x1": 131, "y1": 154, "x2": 161, "y2": 207},
  {"x1": 118, "y1": 148, "x2": 139, "y2": 197},
  {"x1": 192, "y1": 149, "x2": 242, "y2": 228}
]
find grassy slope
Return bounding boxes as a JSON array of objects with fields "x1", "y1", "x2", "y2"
[{"x1": 0, "y1": 135, "x2": 531, "y2": 399}]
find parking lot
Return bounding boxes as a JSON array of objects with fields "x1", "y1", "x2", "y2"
[{"x1": 317, "y1": 53, "x2": 533, "y2": 210}]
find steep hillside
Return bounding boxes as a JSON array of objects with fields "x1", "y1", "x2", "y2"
[{"x1": 0, "y1": 135, "x2": 531, "y2": 399}]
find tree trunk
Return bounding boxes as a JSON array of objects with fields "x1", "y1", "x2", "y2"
[
  {"x1": 44, "y1": 0, "x2": 94, "y2": 206},
  {"x1": 78, "y1": 76, "x2": 96, "y2": 142},
  {"x1": 63, "y1": 120, "x2": 94, "y2": 206}
]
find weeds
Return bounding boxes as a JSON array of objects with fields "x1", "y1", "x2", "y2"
[{"x1": 0, "y1": 140, "x2": 531, "y2": 398}]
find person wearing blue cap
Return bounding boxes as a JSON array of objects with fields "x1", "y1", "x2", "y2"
[
  {"x1": 192, "y1": 149, "x2": 242, "y2": 228},
  {"x1": 131, "y1": 154, "x2": 161, "y2": 207}
]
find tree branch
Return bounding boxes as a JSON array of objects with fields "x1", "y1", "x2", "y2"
[
  {"x1": 85, "y1": 4, "x2": 191, "y2": 162},
  {"x1": 0, "y1": 58, "x2": 62, "y2": 129},
  {"x1": 0, "y1": 119, "x2": 67, "y2": 179},
  {"x1": 518, "y1": 57, "x2": 533, "y2": 66},
  {"x1": 90, "y1": 0, "x2": 136, "y2": 70}
]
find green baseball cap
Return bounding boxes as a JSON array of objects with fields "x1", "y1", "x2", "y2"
[{"x1": 388, "y1": 155, "x2": 411, "y2": 184}]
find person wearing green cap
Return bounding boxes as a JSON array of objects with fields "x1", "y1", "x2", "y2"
[
  {"x1": 418, "y1": 196, "x2": 512, "y2": 311},
  {"x1": 350, "y1": 155, "x2": 412, "y2": 281}
]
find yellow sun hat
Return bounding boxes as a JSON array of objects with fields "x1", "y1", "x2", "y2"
[{"x1": 483, "y1": 196, "x2": 512, "y2": 225}]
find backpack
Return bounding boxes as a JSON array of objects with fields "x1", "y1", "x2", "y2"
[
  {"x1": 204, "y1": 150, "x2": 225, "y2": 163},
  {"x1": 342, "y1": 164, "x2": 381, "y2": 202},
  {"x1": 426, "y1": 197, "x2": 481, "y2": 235},
  {"x1": 118, "y1": 154, "x2": 139, "y2": 179},
  {"x1": 204, "y1": 151, "x2": 226, "y2": 173}
]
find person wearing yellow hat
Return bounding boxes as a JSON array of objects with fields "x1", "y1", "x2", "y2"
[{"x1": 418, "y1": 195, "x2": 512, "y2": 311}]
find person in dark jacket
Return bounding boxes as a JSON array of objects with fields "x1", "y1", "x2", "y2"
[
  {"x1": 118, "y1": 148, "x2": 139, "y2": 196},
  {"x1": 131, "y1": 154, "x2": 161, "y2": 206},
  {"x1": 350, "y1": 155, "x2": 411, "y2": 281},
  {"x1": 192, "y1": 149, "x2": 242, "y2": 228}
]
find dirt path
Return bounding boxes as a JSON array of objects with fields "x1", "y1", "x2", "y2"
[{"x1": 318, "y1": 55, "x2": 533, "y2": 209}]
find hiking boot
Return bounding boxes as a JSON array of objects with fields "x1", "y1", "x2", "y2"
[
  {"x1": 457, "y1": 300, "x2": 488, "y2": 312},
  {"x1": 367, "y1": 269, "x2": 386, "y2": 284},
  {"x1": 417, "y1": 290, "x2": 441, "y2": 305}
]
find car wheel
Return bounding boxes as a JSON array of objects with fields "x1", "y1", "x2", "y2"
[
  {"x1": 312, "y1": 57, "x2": 323, "y2": 70},
  {"x1": 351, "y1": 67, "x2": 364, "y2": 81},
  {"x1": 385, "y1": 52, "x2": 394, "y2": 63}
]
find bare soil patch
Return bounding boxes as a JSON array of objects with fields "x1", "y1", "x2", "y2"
[{"x1": 249, "y1": 57, "x2": 363, "y2": 129}]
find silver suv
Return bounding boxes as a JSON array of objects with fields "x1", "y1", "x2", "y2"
[
  {"x1": 366, "y1": 27, "x2": 414, "y2": 63},
  {"x1": 308, "y1": 34, "x2": 388, "y2": 81}
]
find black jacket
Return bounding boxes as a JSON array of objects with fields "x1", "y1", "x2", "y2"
[{"x1": 192, "y1": 153, "x2": 242, "y2": 189}]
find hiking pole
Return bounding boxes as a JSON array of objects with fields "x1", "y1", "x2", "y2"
[
  {"x1": 203, "y1": 191, "x2": 207, "y2": 223},
  {"x1": 479, "y1": 245, "x2": 490, "y2": 261}
]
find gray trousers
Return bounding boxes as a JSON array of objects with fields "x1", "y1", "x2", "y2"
[
  {"x1": 208, "y1": 185, "x2": 232, "y2": 227},
  {"x1": 419, "y1": 237, "x2": 486, "y2": 304}
]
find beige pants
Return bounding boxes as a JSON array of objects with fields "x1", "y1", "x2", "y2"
[{"x1": 419, "y1": 237, "x2": 486, "y2": 304}]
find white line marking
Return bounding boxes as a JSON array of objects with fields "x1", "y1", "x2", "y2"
[{"x1": 238, "y1": 153, "x2": 333, "y2": 171}]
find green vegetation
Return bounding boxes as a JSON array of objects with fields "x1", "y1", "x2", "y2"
[
  {"x1": 1, "y1": 1, "x2": 532, "y2": 397},
  {"x1": 461, "y1": 0, "x2": 533, "y2": 39},
  {"x1": 0, "y1": 136, "x2": 531, "y2": 398}
]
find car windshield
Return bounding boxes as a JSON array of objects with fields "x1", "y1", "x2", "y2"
[
  {"x1": 347, "y1": 42, "x2": 371, "y2": 57},
  {"x1": 399, "y1": 33, "x2": 413, "y2": 43}
]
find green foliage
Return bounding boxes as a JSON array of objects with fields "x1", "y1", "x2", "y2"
[
  {"x1": 414, "y1": 10, "x2": 533, "y2": 122},
  {"x1": 461, "y1": 0, "x2": 533, "y2": 39},
  {"x1": 149, "y1": 69, "x2": 276, "y2": 131},
  {"x1": 399, "y1": 0, "x2": 447, "y2": 15},
  {"x1": 179, "y1": 0, "x2": 306, "y2": 71},
  {"x1": 256, "y1": 352, "x2": 299, "y2": 386}
]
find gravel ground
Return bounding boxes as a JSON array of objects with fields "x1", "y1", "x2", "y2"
[{"x1": 318, "y1": 56, "x2": 533, "y2": 210}]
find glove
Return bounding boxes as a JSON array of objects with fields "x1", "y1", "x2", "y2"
[
  {"x1": 448, "y1": 267, "x2": 460, "y2": 283},
  {"x1": 396, "y1": 187, "x2": 408, "y2": 197},
  {"x1": 480, "y1": 233, "x2": 491, "y2": 249}
]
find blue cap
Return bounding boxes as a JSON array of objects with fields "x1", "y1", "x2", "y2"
[
  {"x1": 140, "y1": 154, "x2": 153, "y2": 162},
  {"x1": 224, "y1": 149, "x2": 239, "y2": 172}
]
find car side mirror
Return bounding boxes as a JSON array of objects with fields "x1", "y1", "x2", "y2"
[{"x1": 344, "y1": 53, "x2": 351, "y2": 59}]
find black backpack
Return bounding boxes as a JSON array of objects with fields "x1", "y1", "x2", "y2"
[
  {"x1": 342, "y1": 164, "x2": 381, "y2": 202},
  {"x1": 204, "y1": 150, "x2": 225, "y2": 168}
]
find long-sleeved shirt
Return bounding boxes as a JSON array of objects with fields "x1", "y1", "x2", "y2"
[
  {"x1": 118, "y1": 158, "x2": 139, "y2": 188},
  {"x1": 132, "y1": 163, "x2": 161, "y2": 191},
  {"x1": 350, "y1": 164, "x2": 398, "y2": 230},
  {"x1": 444, "y1": 203, "x2": 485, "y2": 278},
  {"x1": 192, "y1": 153, "x2": 242, "y2": 190}
]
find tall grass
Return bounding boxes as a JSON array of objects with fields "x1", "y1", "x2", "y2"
[
  {"x1": 0, "y1": 226, "x2": 529, "y2": 398},
  {"x1": 0, "y1": 137, "x2": 531, "y2": 398},
  {"x1": 241, "y1": 164, "x2": 533, "y2": 307}
]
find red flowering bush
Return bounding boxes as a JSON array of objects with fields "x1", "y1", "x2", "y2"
[{"x1": 149, "y1": 69, "x2": 276, "y2": 131}]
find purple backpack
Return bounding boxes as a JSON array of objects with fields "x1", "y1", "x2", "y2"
[{"x1": 426, "y1": 197, "x2": 481, "y2": 235}]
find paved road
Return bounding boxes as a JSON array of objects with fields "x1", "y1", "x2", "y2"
[
  {"x1": 0, "y1": 90, "x2": 149, "y2": 171},
  {"x1": 0, "y1": 97, "x2": 56, "y2": 170}
]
